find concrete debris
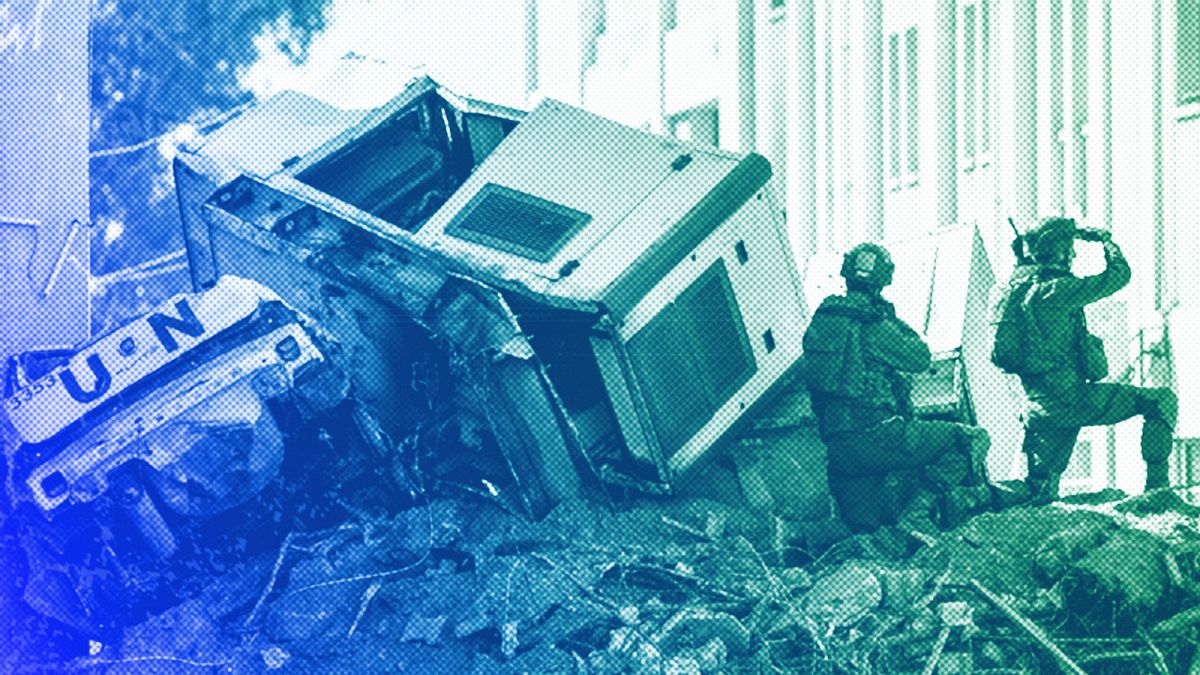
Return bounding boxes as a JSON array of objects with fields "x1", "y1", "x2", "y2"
[
  {"x1": 654, "y1": 607, "x2": 752, "y2": 656},
  {"x1": 11, "y1": 486, "x2": 1199, "y2": 673},
  {"x1": 401, "y1": 614, "x2": 447, "y2": 646},
  {"x1": 618, "y1": 605, "x2": 640, "y2": 625},
  {"x1": 662, "y1": 654, "x2": 702, "y2": 675},
  {"x1": 121, "y1": 600, "x2": 224, "y2": 661},
  {"x1": 692, "y1": 637, "x2": 729, "y2": 671},
  {"x1": 500, "y1": 620, "x2": 519, "y2": 659},
  {"x1": 1031, "y1": 511, "x2": 1118, "y2": 585},
  {"x1": 1062, "y1": 528, "x2": 1173, "y2": 633},
  {"x1": 260, "y1": 646, "x2": 290, "y2": 670},
  {"x1": 875, "y1": 565, "x2": 929, "y2": 611},
  {"x1": 803, "y1": 562, "x2": 883, "y2": 633},
  {"x1": 265, "y1": 583, "x2": 360, "y2": 644},
  {"x1": 937, "y1": 601, "x2": 974, "y2": 627},
  {"x1": 971, "y1": 578, "x2": 1087, "y2": 675}
]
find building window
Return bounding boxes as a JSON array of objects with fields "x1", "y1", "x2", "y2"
[
  {"x1": 905, "y1": 26, "x2": 920, "y2": 176},
  {"x1": 963, "y1": 3, "x2": 976, "y2": 162},
  {"x1": 980, "y1": 0, "x2": 990, "y2": 153},
  {"x1": 1066, "y1": 0, "x2": 1088, "y2": 218},
  {"x1": 668, "y1": 102, "x2": 719, "y2": 147},
  {"x1": 1063, "y1": 438, "x2": 1092, "y2": 481},
  {"x1": 959, "y1": 0, "x2": 991, "y2": 167},
  {"x1": 524, "y1": 0, "x2": 538, "y2": 95},
  {"x1": 886, "y1": 26, "x2": 920, "y2": 186},
  {"x1": 1180, "y1": 0, "x2": 1200, "y2": 105},
  {"x1": 888, "y1": 33, "x2": 901, "y2": 181},
  {"x1": 1173, "y1": 438, "x2": 1200, "y2": 487},
  {"x1": 582, "y1": 0, "x2": 606, "y2": 70}
]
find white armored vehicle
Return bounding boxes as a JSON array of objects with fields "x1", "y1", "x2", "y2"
[
  {"x1": 173, "y1": 73, "x2": 807, "y2": 517},
  {"x1": 3, "y1": 71, "x2": 811, "y2": 634}
]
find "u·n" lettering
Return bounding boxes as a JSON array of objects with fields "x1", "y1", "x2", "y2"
[
  {"x1": 60, "y1": 354, "x2": 112, "y2": 404},
  {"x1": 147, "y1": 299, "x2": 206, "y2": 352}
]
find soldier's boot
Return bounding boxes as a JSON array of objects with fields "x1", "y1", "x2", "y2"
[
  {"x1": 926, "y1": 426, "x2": 992, "y2": 489},
  {"x1": 1131, "y1": 409, "x2": 1196, "y2": 512},
  {"x1": 1136, "y1": 458, "x2": 1197, "y2": 512},
  {"x1": 988, "y1": 479, "x2": 1033, "y2": 509},
  {"x1": 1138, "y1": 390, "x2": 1178, "y2": 495},
  {"x1": 960, "y1": 426, "x2": 992, "y2": 486},
  {"x1": 1025, "y1": 471, "x2": 1061, "y2": 507},
  {"x1": 1023, "y1": 429, "x2": 1067, "y2": 506}
]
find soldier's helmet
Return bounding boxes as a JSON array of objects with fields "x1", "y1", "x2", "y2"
[
  {"x1": 1029, "y1": 217, "x2": 1076, "y2": 264},
  {"x1": 840, "y1": 242, "x2": 895, "y2": 291}
]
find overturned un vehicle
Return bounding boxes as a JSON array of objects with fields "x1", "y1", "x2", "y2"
[
  {"x1": 1, "y1": 277, "x2": 395, "y2": 634},
  {"x1": 173, "y1": 74, "x2": 806, "y2": 517}
]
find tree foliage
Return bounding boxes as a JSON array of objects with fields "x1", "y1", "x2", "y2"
[{"x1": 88, "y1": 0, "x2": 330, "y2": 329}]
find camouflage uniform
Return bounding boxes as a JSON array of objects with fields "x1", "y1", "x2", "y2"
[
  {"x1": 1014, "y1": 219, "x2": 1177, "y2": 502},
  {"x1": 805, "y1": 244, "x2": 990, "y2": 533}
]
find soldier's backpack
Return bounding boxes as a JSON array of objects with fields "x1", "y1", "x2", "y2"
[
  {"x1": 989, "y1": 281, "x2": 1035, "y2": 374},
  {"x1": 802, "y1": 297, "x2": 876, "y2": 398}
]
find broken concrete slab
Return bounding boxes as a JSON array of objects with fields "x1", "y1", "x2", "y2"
[
  {"x1": 1062, "y1": 528, "x2": 1175, "y2": 634},
  {"x1": 653, "y1": 607, "x2": 752, "y2": 656},
  {"x1": 121, "y1": 600, "x2": 225, "y2": 662},
  {"x1": 802, "y1": 562, "x2": 883, "y2": 633},
  {"x1": 1031, "y1": 513, "x2": 1118, "y2": 586},
  {"x1": 400, "y1": 614, "x2": 447, "y2": 646},
  {"x1": 265, "y1": 583, "x2": 361, "y2": 644}
]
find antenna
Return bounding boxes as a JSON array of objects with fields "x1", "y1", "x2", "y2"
[
  {"x1": 1006, "y1": 216, "x2": 1020, "y2": 239},
  {"x1": 1007, "y1": 216, "x2": 1028, "y2": 263}
]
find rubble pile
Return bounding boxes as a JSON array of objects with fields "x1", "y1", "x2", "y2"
[
  {"x1": 47, "y1": 489, "x2": 1200, "y2": 674},
  {"x1": 805, "y1": 492, "x2": 1200, "y2": 674},
  {"x1": 88, "y1": 497, "x2": 797, "y2": 673}
]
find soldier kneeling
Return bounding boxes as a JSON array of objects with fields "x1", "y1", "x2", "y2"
[{"x1": 803, "y1": 243, "x2": 993, "y2": 540}]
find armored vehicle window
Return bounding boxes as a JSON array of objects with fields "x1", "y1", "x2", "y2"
[
  {"x1": 296, "y1": 102, "x2": 454, "y2": 232},
  {"x1": 626, "y1": 260, "x2": 756, "y2": 457},
  {"x1": 445, "y1": 183, "x2": 592, "y2": 262}
]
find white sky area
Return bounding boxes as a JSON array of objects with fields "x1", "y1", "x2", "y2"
[{"x1": 238, "y1": 0, "x2": 530, "y2": 110}]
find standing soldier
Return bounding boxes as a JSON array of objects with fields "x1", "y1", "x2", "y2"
[
  {"x1": 998, "y1": 217, "x2": 1178, "y2": 505},
  {"x1": 803, "y1": 243, "x2": 991, "y2": 538}
]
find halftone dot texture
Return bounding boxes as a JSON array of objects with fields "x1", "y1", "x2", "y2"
[{"x1": 3, "y1": 1, "x2": 1200, "y2": 672}]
